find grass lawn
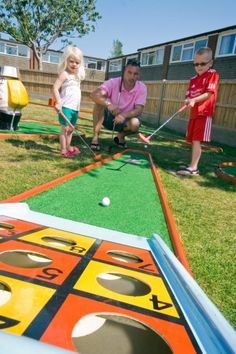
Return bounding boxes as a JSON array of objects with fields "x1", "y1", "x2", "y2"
[{"x1": 0, "y1": 102, "x2": 236, "y2": 328}]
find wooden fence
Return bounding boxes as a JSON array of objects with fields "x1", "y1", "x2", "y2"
[
  {"x1": 144, "y1": 80, "x2": 236, "y2": 130},
  {"x1": 20, "y1": 69, "x2": 236, "y2": 131},
  {"x1": 20, "y1": 69, "x2": 104, "y2": 108}
]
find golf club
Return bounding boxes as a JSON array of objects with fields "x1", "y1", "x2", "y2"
[
  {"x1": 59, "y1": 111, "x2": 102, "y2": 160},
  {"x1": 138, "y1": 105, "x2": 187, "y2": 144},
  {"x1": 108, "y1": 69, "x2": 124, "y2": 153},
  {"x1": 108, "y1": 123, "x2": 116, "y2": 153},
  {"x1": 106, "y1": 161, "x2": 127, "y2": 172}
]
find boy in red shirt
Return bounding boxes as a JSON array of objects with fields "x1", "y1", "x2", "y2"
[{"x1": 177, "y1": 47, "x2": 219, "y2": 176}]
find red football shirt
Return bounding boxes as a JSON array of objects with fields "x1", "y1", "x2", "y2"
[{"x1": 186, "y1": 69, "x2": 219, "y2": 119}]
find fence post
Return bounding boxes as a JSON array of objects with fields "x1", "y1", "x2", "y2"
[{"x1": 156, "y1": 79, "x2": 166, "y2": 126}]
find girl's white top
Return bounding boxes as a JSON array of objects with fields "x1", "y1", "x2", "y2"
[{"x1": 60, "y1": 71, "x2": 81, "y2": 111}]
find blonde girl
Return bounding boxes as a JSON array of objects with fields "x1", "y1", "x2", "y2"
[{"x1": 53, "y1": 46, "x2": 85, "y2": 157}]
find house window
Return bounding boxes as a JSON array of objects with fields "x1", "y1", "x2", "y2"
[
  {"x1": 43, "y1": 53, "x2": 50, "y2": 62},
  {"x1": 18, "y1": 45, "x2": 28, "y2": 57},
  {"x1": 156, "y1": 48, "x2": 164, "y2": 64},
  {"x1": 87, "y1": 61, "x2": 97, "y2": 69},
  {"x1": 0, "y1": 42, "x2": 29, "y2": 57},
  {"x1": 109, "y1": 59, "x2": 122, "y2": 72},
  {"x1": 0, "y1": 43, "x2": 4, "y2": 53},
  {"x1": 97, "y1": 60, "x2": 105, "y2": 71},
  {"x1": 217, "y1": 33, "x2": 236, "y2": 56},
  {"x1": 194, "y1": 39, "x2": 208, "y2": 53},
  {"x1": 171, "y1": 39, "x2": 208, "y2": 62},
  {"x1": 6, "y1": 44, "x2": 17, "y2": 55},
  {"x1": 126, "y1": 56, "x2": 138, "y2": 64},
  {"x1": 84, "y1": 58, "x2": 105, "y2": 71},
  {"x1": 141, "y1": 48, "x2": 164, "y2": 66},
  {"x1": 172, "y1": 45, "x2": 182, "y2": 61},
  {"x1": 182, "y1": 43, "x2": 194, "y2": 61},
  {"x1": 50, "y1": 54, "x2": 60, "y2": 64},
  {"x1": 43, "y1": 52, "x2": 61, "y2": 64},
  {"x1": 148, "y1": 51, "x2": 156, "y2": 65}
]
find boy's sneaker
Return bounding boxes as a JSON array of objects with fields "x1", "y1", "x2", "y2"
[{"x1": 176, "y1": 167, "x2": 199, "y2": 176}]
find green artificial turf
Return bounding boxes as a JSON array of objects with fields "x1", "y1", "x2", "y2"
[
  {"x1": 26, "y1": 151, "x2": 171, "y2": 248},
  {"x1": 139, "y1": 127, "x2": 185, "y2": 140},
  {"x1": 0, "y1": 121, "x2": 61, "y2": 135},
  {"x1": 18, "y1": 121, "x2": 61, "y2": 134}
]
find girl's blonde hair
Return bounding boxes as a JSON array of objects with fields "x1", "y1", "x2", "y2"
[{"x1": 58, "y1": 46, "x2": 85, "y2": 80}]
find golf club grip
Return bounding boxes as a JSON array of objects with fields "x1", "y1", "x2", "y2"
[{"x1": 178, "y1": 104, "x2": 187, "y2": 113}]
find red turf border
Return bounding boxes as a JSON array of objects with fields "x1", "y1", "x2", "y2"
[{"x1": 215, "y1": 161, "x2": 236, "y2": 185}]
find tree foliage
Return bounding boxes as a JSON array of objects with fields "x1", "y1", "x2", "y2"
[
  {"x1": 110, "y1": 39, "x2": 123, "y2": 58},
  {"x1": 0, "y1": 0, "x2": 101, "y2": 69}
]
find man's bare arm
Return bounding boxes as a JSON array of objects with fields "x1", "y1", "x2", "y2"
[
  {"x1": 121, "y1": 104, "x2": 144, "y2": 119},
  {"x1": 90, "y1": 87, "x2": 120, "y2": 115}
]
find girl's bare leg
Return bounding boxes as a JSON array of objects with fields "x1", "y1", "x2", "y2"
[{"x1": 60, "y1": 126, "x2": 67, "y2": 154}]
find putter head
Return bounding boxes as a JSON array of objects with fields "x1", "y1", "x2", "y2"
[
  {"x1": 94, "y1": 153, "x2": 102, "y2": 160},
  {"x1": 138, "y1": 133, "x2": 151, "y2": 144}
]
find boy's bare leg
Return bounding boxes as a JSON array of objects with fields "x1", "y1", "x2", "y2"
[
  {"x1": 189, "y1": 140, "x2": 202, "y2": 170},
  {"x1": 91, "y1": 104, "x2": 104, "y2": 144}
]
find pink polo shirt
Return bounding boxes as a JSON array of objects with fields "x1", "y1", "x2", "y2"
[{"x1": 100, "y1": 77, "x2": 147, "y2": 113}]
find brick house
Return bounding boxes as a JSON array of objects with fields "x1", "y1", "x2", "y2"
[{"x1": 106, "y1": 25, "x2": 236, "y2": 80}]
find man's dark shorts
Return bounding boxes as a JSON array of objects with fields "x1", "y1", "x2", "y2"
[{"x1": 103, "y1": 108, "x2": 141, "y2": 132}]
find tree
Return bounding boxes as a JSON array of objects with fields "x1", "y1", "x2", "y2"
[
  {"x1": 110, "y1": 39, "x2": 123, "y2": 58},
  {"x1": 0, "y1": 0, "x2": 101, "y2": 70}
]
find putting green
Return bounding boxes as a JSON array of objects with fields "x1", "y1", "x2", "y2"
[
  {"x1": 19, "y1": 121, "x2": 61, "y2": 134},
  {"x1": 139, "y1": 127, "x2": 185, "y2": 141},
  {"x1": 25, "y1": 152, "x2": 171, "y2": 248},
  {"x1": 0, "y1": 121, "x2": 61, "y2": 135}
]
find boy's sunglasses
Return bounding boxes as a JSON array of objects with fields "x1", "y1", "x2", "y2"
[{"x1": 193, "y1": 60, "x2": 211, "y2": 67}]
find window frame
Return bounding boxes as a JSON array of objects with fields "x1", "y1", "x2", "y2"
[
  {"x1": 96, "y1": 60, "x2": 106, "y2": 71},
  {"x1": 42, "y1": 51, "x2": 61, "y2": 64},
  {"x1": 170, "y1": 37, "x2": 208, "y2": 63},
  {"x1": 18, "y1": 44, "x2": 29, "y2": 57},
  {"x1": 125, "y1": 55, "x2": 139, "y2": 65},
  {"x1": 140, "y1": 47, "x2": 164, "y2": 66},
  {"x1": 0, "y1": 41, "x2": 29, "y2": 58},
  {"x1": 84, "y1": 58, "x2": 106, "y2": 71},
  {"x1": 108, "y1": 59, "x2": 122, "y2": 72},
  {"x1": 216, "y1": 30, "x2": 236, "y2": 57},
  {"x1": 87, "y1": 60, "x2": 97, "y2": 69}
]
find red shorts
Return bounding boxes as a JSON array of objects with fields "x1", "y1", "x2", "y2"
[{"x1": 186, "y1": 116, "x2": 212, "y2": 142}]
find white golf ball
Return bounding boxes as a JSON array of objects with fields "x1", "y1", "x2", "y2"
[
  {"x1": 102, "y1": 197, "x2": 110, "y2": 206},
  {"x1": 144, "y1": 145, "x2": 148, "y2": 148}
]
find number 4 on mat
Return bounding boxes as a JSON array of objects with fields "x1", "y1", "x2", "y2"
[{"x1": 150, "y1": 294, "x2": 173, "y2": 310}]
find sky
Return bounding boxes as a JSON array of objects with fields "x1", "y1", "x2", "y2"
[{"x1": 52, "y1": 0, "x2": 236, "y2": 59}]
